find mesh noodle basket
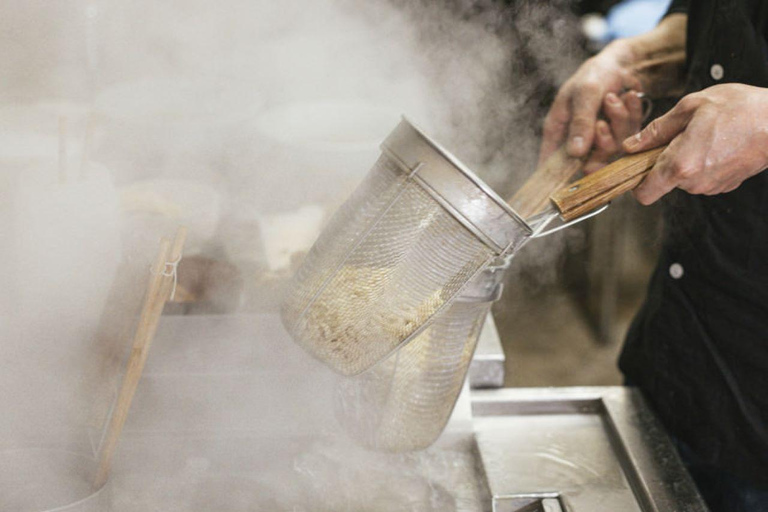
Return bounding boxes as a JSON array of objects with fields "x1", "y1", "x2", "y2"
[
  {"x1": 334, "y1": 263, "x2": 505, "y2": 451},
  {"x1": 281, "y1": 119, "x2": 530, "y2": 376}
]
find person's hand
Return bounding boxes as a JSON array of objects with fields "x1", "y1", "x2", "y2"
[
  {"x1": 583, "y1": 90, "x2": 645, "y2": 174},
  {"x1": 622, "y1": 83, "x2": 768, "y2": 204},
  {"x1": 539, "y1": 40, "x2": 642, "y2": 165}
]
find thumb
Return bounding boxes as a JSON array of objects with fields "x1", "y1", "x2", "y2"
[{"x1": 623, "y1": 96, "x2": 696, "y2": 153}]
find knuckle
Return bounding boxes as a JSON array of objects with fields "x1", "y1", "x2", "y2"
[
  {"x1": 680, "y1": 177, "x2": 709, "y2": 194},
  {"x1": 673, "y1": 160, "x2": 697, "y2": 179},
  {"x1": 679, "y1": 93, "x2": 705, "y2": 111},
  {"x1": 677, "y1": 96, "x2": 695, "y2": 110},
  {"x1": 688, "y1": 183, "x2": 709, "y2": 195},
  {"x1": 633, "y1": 189, "x2": 653, "y2": 205}
]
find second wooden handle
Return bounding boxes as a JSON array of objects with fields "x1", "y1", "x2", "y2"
[
  {"x1": 508, "y1": 146, "x2": 585, "y2": 219},
  {"x1": 551, "y1": 146, "x2": 667, "y2": 221}
]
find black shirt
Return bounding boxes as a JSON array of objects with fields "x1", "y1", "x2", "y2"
[{"x1": 619, "y1": 0, "x2": 768, "y2": 487}]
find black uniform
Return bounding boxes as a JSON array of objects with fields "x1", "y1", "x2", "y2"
[{"x1": 619, "y1": 0, "x2": 768, "y2": 496}]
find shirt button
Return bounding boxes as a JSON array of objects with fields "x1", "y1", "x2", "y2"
[
  {"x1": 710, "y1": 64, "x2": 724, "y2": 81},
  {"x1": 669, "y1": 263, "x2": 684, "y2": 279}
]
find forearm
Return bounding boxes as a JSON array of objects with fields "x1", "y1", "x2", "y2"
[
  {"x1": 602, "y1": 14, "x2": 687, "y2": 66},
  {"x1": 628, "y1": 13, "x2": 686, "y2": 62},
  {"x1": 604, "y1": 14, "x2": 688, "y2": 98}
]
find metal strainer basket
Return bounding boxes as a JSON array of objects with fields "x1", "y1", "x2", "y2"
[
  {"x1": 334, "y1": 263, "x2": 505, "y2": 452},
  {"x1": 281, "y1": 119, "x2": 529, "y2": 376}
]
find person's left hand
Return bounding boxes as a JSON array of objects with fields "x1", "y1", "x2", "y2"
[
  {"x1": 583, "y1": 90, "x2": 645, "y2": 174},
  {"x1": 621, "y1": 83, "x2": 768, "y2": 204}
]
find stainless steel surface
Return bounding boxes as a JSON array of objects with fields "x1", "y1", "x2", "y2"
[
  {"x1": 111, "y1": 314, "x2": 489, "y2": 511},
  {"x1": 473, "y1": 387, "x2": 709, "y2": 512},
  {"x1": 469, "y1": 314, "x2": 505, "y2": 389},
  {"x1": 336, "y1": 268, "x2": 502, "y2": 452},
  {"x1": 110, "y1": 432, "x2": 488, "y2": 512},
  {"x1": 50, "y1": 314, "x2": 703, "y2": 511},
  {"x1": 281, "y1": 118, "x2": 532, "y2": 376}
]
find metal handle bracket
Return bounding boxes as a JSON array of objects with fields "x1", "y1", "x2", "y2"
[{"x1": 529, "y1": 203, "x2": 610, "y2": 238}]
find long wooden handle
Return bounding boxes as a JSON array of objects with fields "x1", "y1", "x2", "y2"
[
  {"x1": 93, "y1": 227, "x2": 188, "y2": 489},
  {"x1": 550, "y1": 146, "x2": 667, "y2": 221},
  {"x1": 508, "y1": 146, "x2": 584, "y2": 219}
]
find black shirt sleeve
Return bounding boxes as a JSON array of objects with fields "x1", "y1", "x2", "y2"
[{"x1": 665, "y1": 0, "x2": 689, "y2": 15}]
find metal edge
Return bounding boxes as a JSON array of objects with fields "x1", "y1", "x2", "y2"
[
  {"x1": 469, "y1": 313, "x2": 506, "y2": 390},
  {"x1": 380, "y1": 143, "x2": 513, "y2": 255},
  {"x1": 471, "y1": 387, "x2": 604, "y2": 416},
  {"x1": 601, "y1": 388, "x2": 710, "y2": 512},
  {"x1": 411, "y1": 166, "x2": 507, "y2": 253},
  {"x1": 381, "y1": 118, "x2": 532, "y2": 254},
  {"x1": 389, "y1": 117, "x2": 529, "y2": 228},
  {"x1": 492, "y1": 493, "x2": 563, "y2": 512}
]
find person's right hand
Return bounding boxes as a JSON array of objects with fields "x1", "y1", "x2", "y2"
[{"x1": 539, "y1": 41, "x2": 642, "y2": 166}]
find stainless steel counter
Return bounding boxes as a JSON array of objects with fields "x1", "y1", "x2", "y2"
[
  {"x1": 110, "y1": 314, "x2": 487, "y2": 512},
  {"x1": 472, "y1": 387, "x2": 709, "y2": 512},
  {"x1": 92, "y1": 316, "x2": 704, "y2": 511}
]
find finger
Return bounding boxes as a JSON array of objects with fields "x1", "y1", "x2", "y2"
[
  {"x1": 633, "y1": 119, "x2": 712, "y2": 204},
  {"x1": 539, "y1": 89, "x2": 572, "y2": 166},
  {"x1": 623, "y1": 94, "x2": 699, "y2": 153},
  {"x1": 604, "y1": 92, "x2": 631, "y2": 142},
  {"x1": 567, "y1": 82, "x2": 603, "y2": 157},
  {"x1": 633, "y1": 133, "x2": 695, "y2": 204},
  {"x1": 583, "y1": 121, "x2": 615, "y2": 174},
  {"x1": 583, "y1": 155, "x2": 610, "y2": 174},
  {"x1": 622, "y1": 90, "x2": 644, "y2": 134},
  {"x1": 632, "y1": 139, "x2": 684, "y2": 205},
  {"x1": 595, "y1": 119, "x2": 619, "y2": 154},
  {"x1": 673, "y1": 110, "x2": 718, "y2": 196}
]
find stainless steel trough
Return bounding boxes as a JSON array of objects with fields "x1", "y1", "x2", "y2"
[{"x1": 472, "y1": 386, "x2": 709, "y2": 512}]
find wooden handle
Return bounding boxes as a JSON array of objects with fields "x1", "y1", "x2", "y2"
[
  {"x1": 551, "y1": 146, "x2": 666, "y2": 221},
  {"x1": 510, "y1": 51, "x2": 682, "y2": 219},
  {"x1": 93, "y1": 227, "x2": 188, "y2": 489},
  {"x1": 508, "y1": 146, "x2": 585, "y2": 219}
]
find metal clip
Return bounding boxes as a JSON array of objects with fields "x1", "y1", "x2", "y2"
[{"x1": 529, "y1": 203, "x2": 610, "y2": 238}]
